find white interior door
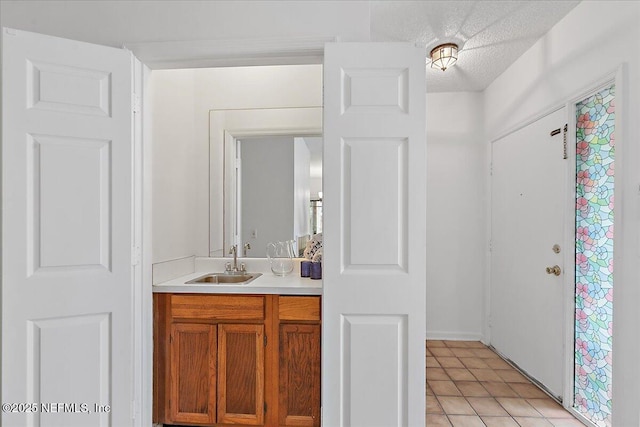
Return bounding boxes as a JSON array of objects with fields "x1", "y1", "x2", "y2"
[
  {"x1": 323, "y1": 43, "x2": 426, "y2": 427},
  {"x1": 490, "y1": 108, "x2": 567, "y2": 398},
  {"x1": 2, "y1": 28, "x2": 134, "y2": 426}
]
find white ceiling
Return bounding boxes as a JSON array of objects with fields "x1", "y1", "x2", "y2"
[
  {"x1": 0, "y1": 0, "x2": 581, "y2": 93},
  {"x1": 370, "y1": 1, "x2": 580, "y2": 92}
]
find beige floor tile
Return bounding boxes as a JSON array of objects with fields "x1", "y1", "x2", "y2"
[
  {"x1": 508, "y1": 383, "x2": 548, "y2": 399},
  {"x1": 437, "y1": 396, "x2": 476, "y2": 415},
  {"x1": 459, "y1": 357, "x2": 490, "y2": 369},
  {"x1": 445, "y1": 341, "x2": 472, "y2": 348},
  {"x1": 466, "y1": 397, "x2": 509, "y2": 416},
  {"x1": 428, "y1": 367, "x2": 451, "y2": 380},
  {"x1": 448, "y1": 415, "x2": 486, "y2": 427},
  {"x1": 426, "y1": 414, "x2": 453, "y2": 426},
  {"x1": 446, "y1": 368, "x2": 477, "y2": 381},
  {"x1": 438, "y1": 357, "x2": 465, "y2": 368},
  {"x1": 427, "y1": 384, "x2": 434, "y2": 395},
  {"x1": 451, "y1": 348, "x2": 478, "y2": 358},
  {"x1": 455, "y1": 381, "x2": 490, "y2": 397},
  {"x1": 496, "y1": 398, "x2": 542, "y2": 417},
  {"x1": 427, "y1": 348, "x2": 433, "y2": 356},
  {"x1": 481, "y1": 416, "x2": 521, "y2": 427},
  {"x1": 514, "y1": 417, "x2": 554, "y2": 426},
  {"x1": 482, "y1": 382, "x2": 519, "y2": 397},
  {"x1": 473, "y1": 348, "x2": 500, "y2": 358},
  {"x1": 428, "y1": 340, "x2": 448, "y2": 348},
  {"x1": 427, "y1": 356, "x2": 441, "y2": 367},
  {"x1": 484, "y1": 358, "x2": 513, "y2": 370},
  {"x1": 496, "y1": 369, "x2": 530, "y2": 383},
  {"x1": 430, "y1": 380, "x2": 462, "y2": 396},
  {"x1": 427, "y1": 394, "x2": 444, "y2": 414},
  {"x1": 431, "y1": 347, "x2": 456, "y2": 357},
  {"x1": 470, "y1": 368, "x2": 504, "y2": 382},
  {"x1": 526, "y1": 399, "x2": 574, "y2": 418}
]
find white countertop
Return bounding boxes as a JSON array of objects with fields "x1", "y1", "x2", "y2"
[{"x1": 152, "y1": 257, "x2": 322, "y2": 296}]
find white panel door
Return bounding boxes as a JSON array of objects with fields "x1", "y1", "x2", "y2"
[
  {"x1": 2, "y1": 28, "x2": 133, "y2": 426},
  {"x1": 491, "y1": 108, "x2": 567, "y2": 398},
  {"x1": 323, "y1": 43, "x2": 426, "y2": 427}
]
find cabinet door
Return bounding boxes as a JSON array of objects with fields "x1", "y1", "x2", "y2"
[
  {"x1": 218, "y1": 324, "x2": 265, "y2": 425},
  {"x1": 279, "y1": 324, "x2": 321, "y2": 427},
  {"x1": 169, "y1": 323, "x2": 217, "y2": 424}
]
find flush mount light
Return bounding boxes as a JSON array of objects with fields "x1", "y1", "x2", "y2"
[{"x1": 430, "y1": 43, "x2": 458, "y2": 71}]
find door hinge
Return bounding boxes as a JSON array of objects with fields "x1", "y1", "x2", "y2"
[
  {"x1": 169, "y1": 334, "x2": 173, "y2": 343},
  {"x1": 264, "y1": 402, "x2": 267, "y2": 414},
  {"x1": 132, "y1": 93, "x2": 141, "y2": 114},
  {"x1": 488, "y1": 239, "x2": 492, "y2": 252},
  {"x1": 264, "y1": 334, "x2": 267, "y2": 347},
  {"x1": 489, "y1": 162, "x2": 493, "y2": 176},
  {"x1": 132, "y1": 246, "x2": 141, "y2": 266},
  {"x1": 562, "y1": 123, "x2": 568, "y2": 160}
]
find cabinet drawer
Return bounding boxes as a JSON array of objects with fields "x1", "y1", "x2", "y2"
[
  {"x1": 171, "y1": 295, "x2": 265, "y2": 320},
  {"x1": 278, "y1": 296, "x2": 321, "y2": 321}
]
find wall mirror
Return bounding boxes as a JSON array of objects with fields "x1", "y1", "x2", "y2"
[{"x1": 208, "y1": 107, "x2": 323, "y2": 258}]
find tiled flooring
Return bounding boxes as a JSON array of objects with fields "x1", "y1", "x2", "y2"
[{"x1": 426, "y1": 340, "x2": 584, "y2": 427}]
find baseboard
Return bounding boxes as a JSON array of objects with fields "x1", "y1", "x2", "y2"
[{"x1": 426, "y1": 330, "x2": 485, "y2": 343}]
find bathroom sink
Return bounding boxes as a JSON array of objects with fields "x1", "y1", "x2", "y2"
[{"x1": 185, "y1": 272, "x2": 262, "y2": 285}]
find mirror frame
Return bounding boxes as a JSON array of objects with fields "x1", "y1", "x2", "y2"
[{"x1": 208, "y1": 107, "x2": 323, "y2": 257}]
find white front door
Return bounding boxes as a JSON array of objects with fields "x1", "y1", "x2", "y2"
[
  {"x1": 490, "y1": 107, "x2": 567, "y2": 398},
  {"x1": 322, "y1": 43, "x2": 426, "y2": 427},
  {"x1": 2, "y1": 28, "x2": 134, "y2": 426}
]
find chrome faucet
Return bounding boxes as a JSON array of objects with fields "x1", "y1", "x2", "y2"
[{"x1": 228, "y1": 245, "x2": 239, "y2": 272}]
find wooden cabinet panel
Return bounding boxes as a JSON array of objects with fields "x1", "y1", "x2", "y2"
[
  {"x1": 171, "y1": 294, "x2": 265, "y2": 320},
  {"x1": 170, "y1": 323, "x2": 216, "y2": 424},
  {"x1": 279, "y1": 324, "x2": 321, "y2": 427},
  {"x1": 278, "y1": 296, "x2": 321, "y2": 321},
  {"x1": 218, "y1": 324, "x2": 265, "y2": 425}
]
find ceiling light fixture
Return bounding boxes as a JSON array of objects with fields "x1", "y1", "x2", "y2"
[{"x1": 430, "y1": 43, "x2": 458, "y2": 71}]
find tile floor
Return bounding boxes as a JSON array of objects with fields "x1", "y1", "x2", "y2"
[{"x1": 426, "y1": 340, "x2": 585, "y2": 427}]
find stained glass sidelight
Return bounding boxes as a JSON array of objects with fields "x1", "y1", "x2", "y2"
[{"x1": 574, "y1": 85, "x2": 615, "y2": 427}]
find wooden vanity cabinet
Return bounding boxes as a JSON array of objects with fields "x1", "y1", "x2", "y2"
[{"x1": 154, "y1": 294, "x2": 321, "y2": 427}]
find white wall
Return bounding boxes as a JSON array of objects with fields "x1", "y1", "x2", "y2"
[
  {"x1": 151, "y1": 65, "x2": 322, "y2": 264},
  {"x1": 484, "y1": 2, "x2": 640, "y2": 425},
  {"x1": 0, "y1": 1, "x2": 370, "y2": 48},
  {"x1": 426, "y1": 92, "x2": 486, "y2": 340},
  {"x1": 149, "y1": 69, "x2": 196, "y2": 263}
]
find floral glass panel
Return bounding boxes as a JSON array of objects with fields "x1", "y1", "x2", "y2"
[{"x1": 574, "y1": 85, "x2": 614, "y2": 427}]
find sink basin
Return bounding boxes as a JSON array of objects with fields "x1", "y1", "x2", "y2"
[{"x1": 185, "y1": 272, "x2": 262, "y2": 285}]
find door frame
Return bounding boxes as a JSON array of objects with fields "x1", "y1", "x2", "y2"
[
  {"x1": 560, "y1": 66, "x2": 624, "y2": 426},
  {"x1": 134, "y1": 38, "x2": 332, "y2": 427},
  {"x1": 487, "y1": 65, "x2": 624, "y2": 419}
]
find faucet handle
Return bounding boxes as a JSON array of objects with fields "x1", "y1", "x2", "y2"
[
  {"x1": 240, "y1": 263, "x2": 246, "y2": 273},
  {"x1": 225, "y1": 262, "x2": 232, "y2": 272}
]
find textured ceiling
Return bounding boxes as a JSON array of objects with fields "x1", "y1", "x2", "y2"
[{"x1": 370, "y1": 1, "x2": 580, "y2": 92}]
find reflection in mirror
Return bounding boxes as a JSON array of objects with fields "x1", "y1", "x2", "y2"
[
  {"x1": 209, "y1": 106, "x2": 323, "y2": 258},
  {"x1": 233, "y1": 135, "x2": 322, "y2": 258}
]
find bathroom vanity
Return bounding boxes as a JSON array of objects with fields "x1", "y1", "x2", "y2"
[{"x1": 152, "y1": 264, "x2": 322, "y2": 427}]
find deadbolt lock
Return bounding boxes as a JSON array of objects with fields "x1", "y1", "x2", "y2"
[
  {"x1": 546, "y1": 265, "x2": 561, "y2": 276},
  {"x1": 552, "y1": 244, "x2": 561, "y2": 254}
]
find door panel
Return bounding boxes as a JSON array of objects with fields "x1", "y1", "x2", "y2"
[
  {"x1": 217, "y1": 324, "x2": 265, "y2": 425},
  {"x1": 323, "y1": 43, "x2": 426, "y2": 427},
  {"x1": 491, "y1": 108, "x2": 567, "y2": 397},
  {"x1": 2, "y1": 28, "x2": 133, "y2": 426}
]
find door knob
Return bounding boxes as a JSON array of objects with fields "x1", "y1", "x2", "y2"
[{"x1": 546, "y1": 265, "x2": 561, "y2": 276}]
